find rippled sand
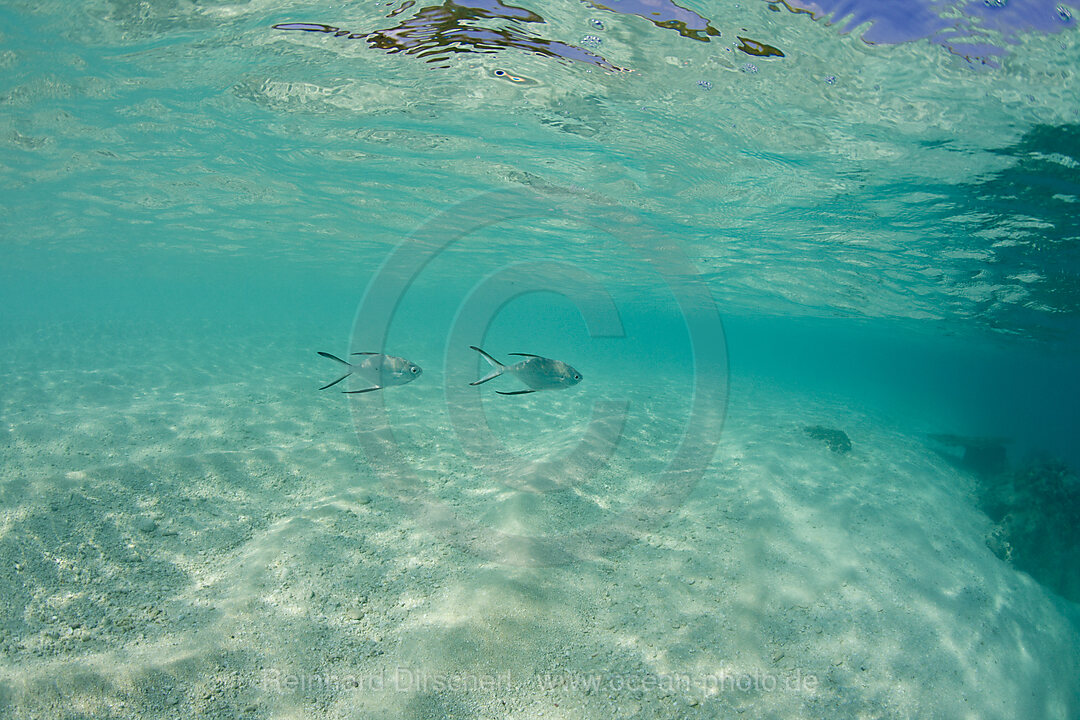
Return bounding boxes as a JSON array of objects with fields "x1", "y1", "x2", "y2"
[{"x1": 0, "y1": 329, "x2": 1076, "y2": 719}]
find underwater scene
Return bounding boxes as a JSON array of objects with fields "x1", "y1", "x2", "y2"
[{"x1": 1, "y1": 0, "x2": 1079, "y2": 717}]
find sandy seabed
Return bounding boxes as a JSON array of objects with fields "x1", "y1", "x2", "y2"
[{"x1": 0, "y1": 333, "x2": 1077, "y2": 720}]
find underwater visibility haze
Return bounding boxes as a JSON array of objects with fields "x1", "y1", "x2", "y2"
[{"x1": 1, "y1": 0, "x2": 1079, "y2": 717}]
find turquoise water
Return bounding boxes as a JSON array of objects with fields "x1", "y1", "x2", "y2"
[{"x1": 2, "y1": 1, "x2": 1079, "y2": 718}]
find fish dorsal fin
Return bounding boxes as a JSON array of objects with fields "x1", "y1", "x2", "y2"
[
  {"x1": 351, "y1": 352, "x2": 381, "y2": 355},
  {"x1": 508, "y1": 353, "x2": 542, "y2": 358}
]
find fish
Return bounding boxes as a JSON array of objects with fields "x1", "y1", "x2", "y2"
[
  {"x1": 317, "y1": 351, "x2": 422, "y2": 394},
  {"x1": 468, "y1": 346, "x2": 582, "y2": 395}
]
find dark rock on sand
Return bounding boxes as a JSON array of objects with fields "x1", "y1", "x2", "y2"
[
  {"x1": 927, "y1": 433, "x2": 1009, "y2": 476},
  {"x1": 804, "y1": 425, "x2": 852, "y2": 454},
  {"x1": 978, "y1": 456, "x2": 1080, "y2": 603}
]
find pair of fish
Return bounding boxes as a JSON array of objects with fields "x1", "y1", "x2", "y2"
[{"x1": 317, "y1": 346, "x2": 582, "y2": 396}]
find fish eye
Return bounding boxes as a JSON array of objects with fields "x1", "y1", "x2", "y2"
[
  {"x1": 574, "y1": 374, "x2": 581, "y2": 380},
  {"x1": 411, "y1": 366, "x2": 419, "y2": 373}
]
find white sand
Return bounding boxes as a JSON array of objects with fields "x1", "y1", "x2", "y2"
[{"x1": 0, "y1": 336, "x2": 1077, "y2": 719}]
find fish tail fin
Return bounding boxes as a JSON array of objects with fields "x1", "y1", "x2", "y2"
[
  {"x1": 318, "y1": 351, "x2": 352, "y2": 390},
  {"x1": 319, "y1": 373, "x2": 351, "y2": 391},
  {"x1": 469, "y1": 346, "x2": 504, "y2": 385},
  {"x1": 318, "y1": 351, "x2": 352, "y2": 366}
]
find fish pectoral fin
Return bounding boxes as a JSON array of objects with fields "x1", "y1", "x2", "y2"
[
  {"x1": 508, "y1": 353, "x2": 542, "y2": 358},
  {"x1": 496, "y1": 389, "x2": 536, "y2": 395},
  {"x1": 342, "y1": 385, "x2": 383, "y2": 394},
  {"x1": 319, "y1": 372, "x2": 352, "y2": 390}
]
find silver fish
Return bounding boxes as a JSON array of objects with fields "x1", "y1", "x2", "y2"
[
  {"x1": 317, "y1": 351, "x2": 422, "y2": 394},
  {"x1": 469, "y1": 346, "x2": 582, "y2": 396}
]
